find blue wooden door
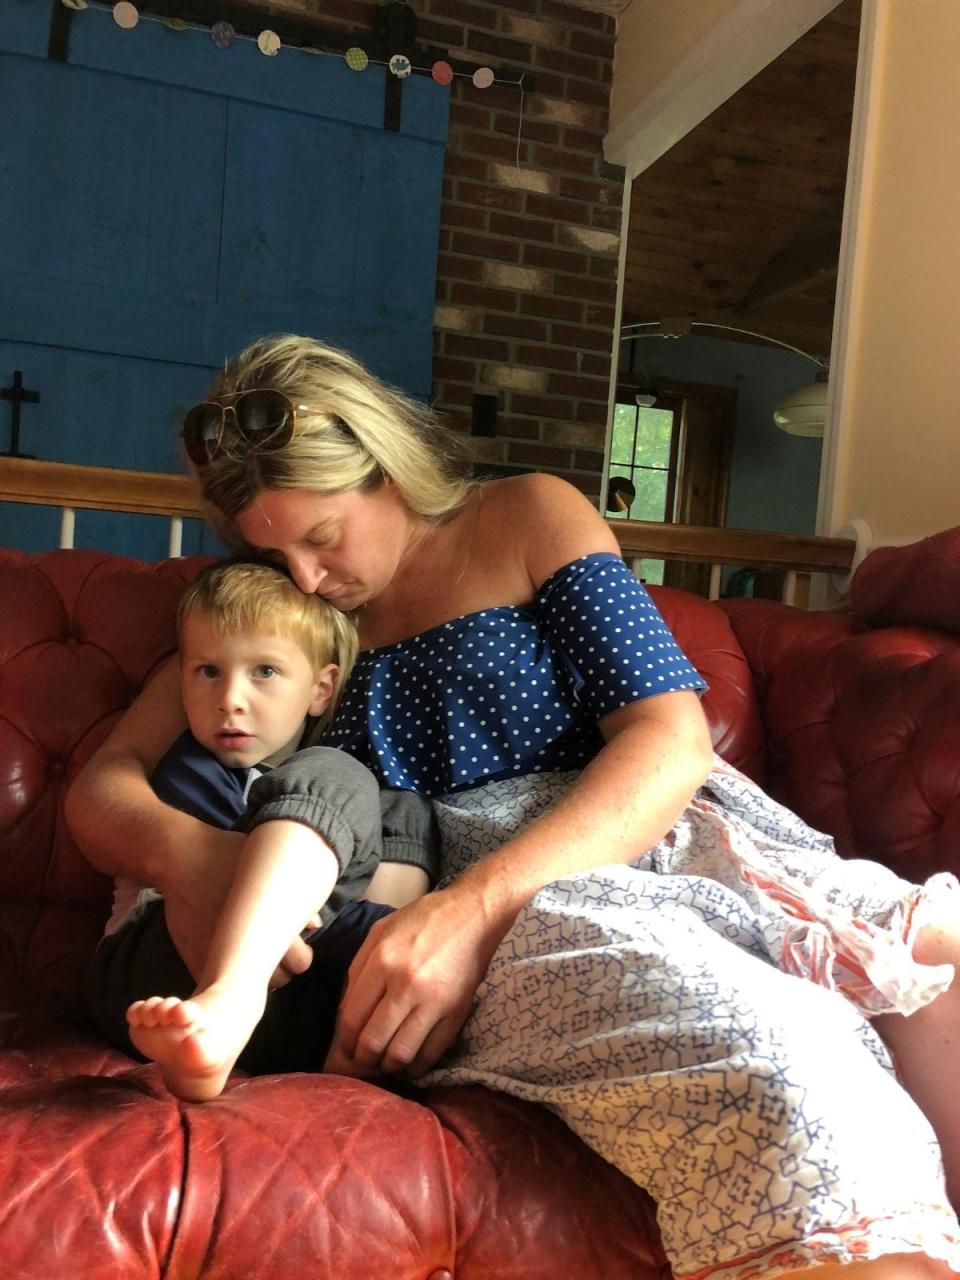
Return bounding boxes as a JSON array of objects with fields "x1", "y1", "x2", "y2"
[{"x1": 0, "y1": 0, "x2": 448, "y2": 558}]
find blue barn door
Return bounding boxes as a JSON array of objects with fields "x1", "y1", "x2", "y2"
[{"x1": 0, "y1": 0, "x2": 448, "y2": 558}]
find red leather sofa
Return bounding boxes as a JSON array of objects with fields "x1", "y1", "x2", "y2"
[{"x1": 2, "y1": 546, "x2": 958, "y2": 1279}]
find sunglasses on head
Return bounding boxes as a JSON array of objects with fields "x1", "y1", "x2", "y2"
[{"x1": 180, "y1": 388, "x2": 309, "y2": 466}]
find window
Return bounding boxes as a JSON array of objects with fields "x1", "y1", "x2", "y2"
[{"x1": 607, "y1": 394, "x2": 681, "y2": 585}]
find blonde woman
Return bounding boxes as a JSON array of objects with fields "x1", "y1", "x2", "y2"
[{"x1": 69, "y1": 335, "x2": 960, "y2": 1280}]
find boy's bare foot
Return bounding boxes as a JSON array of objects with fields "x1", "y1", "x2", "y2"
[{"x1": 126, "y1": 985, "x2": 265, "y2": 1102}]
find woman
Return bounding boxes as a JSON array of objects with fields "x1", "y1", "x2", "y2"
[{"x1": 67, "y1": 336, "x2": 960, "y2": 1280}]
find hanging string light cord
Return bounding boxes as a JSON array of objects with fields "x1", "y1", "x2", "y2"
[{"x1": 622, "y1": 319, "x2": 829, "y2": 369}]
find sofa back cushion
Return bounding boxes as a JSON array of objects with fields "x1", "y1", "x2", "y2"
[{"x1": 0, "y1": 549, "x2": 763, "y2": 1009}]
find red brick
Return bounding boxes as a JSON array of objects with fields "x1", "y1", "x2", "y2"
[
  {"x1": 451, "y1": 281, "x2": 520, "y2": 312},
  {"x1": 558, "y1": 175, "x2": 621, "y2": 204},
  {"x1": 555, "y1": 273, "x2": 614, "y2": 301},
  {"x1": 496, "y1": 414, "x2": 543, "y2": 440},
  {"x1": 534, "y1": 46, "x2": 601, "y2": 82},
  {"x1": 445, "y1": 333, "x2": 511, "y2": 361},
  {"x1": 575, "y1": 448, "x2": 606, "y2": 469},
  {"x1": 456, "y1": 181, "x2": 526, "y2": 212},
  {"x1": 434, "y1": 382, "x2": 476, "y2": 407},
  {"x1": 540, "y1": 0, "x2": 611, "y2": 31},
  {"x1": 443, "y1": 152, "x2": 489, "y2": 181},
  {"x1": 451, "y1": 102, "x2": 495, "y2": 131},
  {"x1": 508, "y1": 441, "x2": 572, "y2": 468},
  {"x1": 494, "y1": 115, "x2": 560, "y2": 145},
  {"x1": 569, "y1": 27, "x2": 616, "y2": 59},
  {"x1": 443, "y1": 204, "x2": 488, "y2": 231},
  {"x1": 417, "y1": 18, "x2": 466, "y2": 47},
  {"x1": 523, "y1": 243, "x2": 589, "y2": 273},
  {"x1": 566, "y1": 471, "x2": 603, "y2": 497},
  {"x1": 552, "y1": 322, "x2": 611, "y2": 350},
  {"x1": 548, "y1": 372, "x2": 611, "y2": 399},
  {"x1": 510, "y1": 392, "x2": 575, "y2": 418},
  {"x1": 580, "y1": 353, "x2": 611, "y2": 377},
  {"x1": 520, "y1": 294, "x2": 583, "y2": 322},
  {"x1": 585, "y1": 304, "x2": 615, "y2": 328},
  {"x1": 574, "y1": 399, "x2": 608, "y2": 425},
  {"x1": 428, "y1": 0, "x2": 497, "y2": 31},
  {"x1": 525, "y1": 192, "x2": 585, "y2": 223},
  {"x1": 488, "y1": 212, "x2": 555, "y2": 243},
  {"x1": 516, "y1": 343, "x2": 579, "y2": 371},
  {"x1": 589, "y1": 256, "x2": 618, "y2": 281},
  {"x1": 433, "y1": 356, "x2": 476, "y2": 382},
  {"x1": 561, "y1": 78, "x2": 609, "y2": 108},
  {"x1": 533, "y1": 145, "x2": 597, "y2": 177},
  {"x1": 463, "y1": 29, "x2": 533, "y2": 64},
  {"x1": 461, "y1": 131, "x2": 531, "y2": 163},
  {"x1": 451, "y1": 231, "x2": 521, "y2": 263},
  {"x1": 564, "y1": 127, "x2": 605, "y2": 154},
  {"x1": 591, "y1": 205, "x2": 622, "y2": 232},
  {"x1": 437, "y1": 252, "x2": 485, "y2": 282},
  {"x1": 529, "y1": 69, "x2": 565, "y2": 97},
  {"x1": 484, "y1": 312, "x2": 548, "y2": 340}
]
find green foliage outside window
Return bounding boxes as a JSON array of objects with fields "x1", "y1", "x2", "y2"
[{"x1": 607, "y1": 401, "x2": 675, "y2": 585}]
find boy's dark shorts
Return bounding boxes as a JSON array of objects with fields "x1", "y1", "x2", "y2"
[{"x1": 83, "y1": 898, "x2": 393, "y2": 1076}]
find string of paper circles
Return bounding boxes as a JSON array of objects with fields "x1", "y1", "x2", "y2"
[{"x1": 64, "y1": 1, "x2": 505, "y2": 91}]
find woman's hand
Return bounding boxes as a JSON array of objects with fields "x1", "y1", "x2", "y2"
[{"x1": 324, "y1": 886, "x2": 507, "y2": 1079}]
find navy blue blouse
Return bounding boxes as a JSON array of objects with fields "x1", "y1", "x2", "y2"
[{"x1": 327, "y1": 552, "x2": 707, "y2": 797}]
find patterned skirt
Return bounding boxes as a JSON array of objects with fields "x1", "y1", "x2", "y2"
[{"x1": 420, "y1": 756, "x2": 960, "y2": 1279}]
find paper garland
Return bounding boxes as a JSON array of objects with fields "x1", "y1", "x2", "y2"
[
  {"x1": 64, "y1": 3, "x2": 507, "y2": 94},
  {"x1": 113, "y1": 2, "x2": 139, "y2": 28}
]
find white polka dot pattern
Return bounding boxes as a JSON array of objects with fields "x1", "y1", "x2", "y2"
[{"x1": 327, "y1": 553, "x2": 708, "y2": 796}]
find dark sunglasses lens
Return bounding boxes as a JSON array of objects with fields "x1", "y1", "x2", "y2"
[
  {"x1": 182, "y1": 403, "x2": 223, "y2": 463},
  {"x1": 237, "y1": 390, "x2": 294, "y2": 443}
]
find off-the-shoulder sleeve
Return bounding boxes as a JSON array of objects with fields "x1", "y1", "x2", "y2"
[{"x1": 537, "y1": 552, "x2": 708, "y2": 720}]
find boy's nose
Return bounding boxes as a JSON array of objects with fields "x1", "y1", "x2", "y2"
[{"x1": 219, "y1": 678, "x2": 248, "y2": 713}]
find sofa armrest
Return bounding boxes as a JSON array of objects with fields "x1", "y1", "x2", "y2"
[{"x1": 720, "y1": 598, "x2": 960, "y2": 882}]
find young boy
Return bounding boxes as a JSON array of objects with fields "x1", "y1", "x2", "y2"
[{"x1": 83, "y1": 560, "x2": 437, "y2": 1102}]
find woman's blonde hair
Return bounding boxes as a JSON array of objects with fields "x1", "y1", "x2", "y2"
[
  {"x1": 189, "y1": 335, "x2": 474, "y2": 545},
  {"x1": 177, "y1": 559, "x2": 358, "y2": 736}
]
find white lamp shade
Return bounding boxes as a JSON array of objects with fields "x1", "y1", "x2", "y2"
[{"x1": 772, "y1": 379, "x2": 828, "y2": 437}]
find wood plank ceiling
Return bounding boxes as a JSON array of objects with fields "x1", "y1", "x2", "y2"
[{"x1": 622, "y1": 0, "x2": 861, "y2": 360}]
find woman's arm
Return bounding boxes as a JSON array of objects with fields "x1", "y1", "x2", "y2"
[{"x1": 325, "y1": 474, "x2": 713, "y2": 1079}]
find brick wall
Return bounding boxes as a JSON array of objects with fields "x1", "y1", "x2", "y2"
[{"x1": 241, "y1": 0, "x2": 624, "y2": 500}]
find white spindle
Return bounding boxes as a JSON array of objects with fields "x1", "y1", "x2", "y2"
[
  {"x1": 59, "y1": 507, "x2": 75, "y2": 549},
  {"x1": 708, "y1": 563, "x2": 722, "y2": 600},
  {"x1": 782, "y1": 570, "x2": 797, "y2": 606},
  {"x1": 168, "y1": 516, "x2": 183, "y2": 559}
]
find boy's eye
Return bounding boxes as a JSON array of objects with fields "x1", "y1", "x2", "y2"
[
  {"x1": 197, "y1": 664, "x2": 219, "y2": 679},
  {"x1": 254, "y1": 664, "x2": 277, "y2": 679}
]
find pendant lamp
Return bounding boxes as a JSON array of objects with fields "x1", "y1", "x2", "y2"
[{"x1": 772, "y1": 375, "x2": 828, "y2": 438}]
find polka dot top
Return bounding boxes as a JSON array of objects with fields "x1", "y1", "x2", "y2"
[{"x1": 326, "y1": 552, "x2": 708, "y2": 797}]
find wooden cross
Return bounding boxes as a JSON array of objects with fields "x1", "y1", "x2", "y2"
[{"x1": 1, "y1": 370, "x2": 39, "y2": 458}]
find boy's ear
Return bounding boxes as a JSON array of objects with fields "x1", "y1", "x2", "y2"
[{"x1": 308, "y1": 663, "x2": 339, "y2": 716}]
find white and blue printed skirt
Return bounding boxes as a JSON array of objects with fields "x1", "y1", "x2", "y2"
[{"x1": 420, "y1": 757, "x2": 960, "y2": 1279}]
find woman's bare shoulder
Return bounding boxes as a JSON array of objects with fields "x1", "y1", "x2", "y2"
[{"x1": 477, "y1": 474, "x2": 619, "y2": 586}]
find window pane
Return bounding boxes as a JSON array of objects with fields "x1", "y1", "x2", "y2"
[
  {"x1": 639, "y1": 558, "x2": 665, "y2": 586},
  {"x1": 635, "y1": 406, "x2": 673, "y2": 469},
  {"x1": 611, "y1": 403, "x2": 637, "y2": 464},
  {"x1": 633, "y1": 467, "x2": 668, "y2": 522}
]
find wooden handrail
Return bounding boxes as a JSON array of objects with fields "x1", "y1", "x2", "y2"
[
  {"x1": 0, "y1": 456, "x2": 203, "y2": 518},
  {"x1": 0, "y1": 456, "x2": 856, "y2": 585},
  {"x1": 610, "y1": 518, "x2": 855, "y2": 575}
]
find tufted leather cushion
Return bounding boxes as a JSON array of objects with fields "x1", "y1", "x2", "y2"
[{"x1": 2, "y1": 547, "x2": 958, "y2": 1277}]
